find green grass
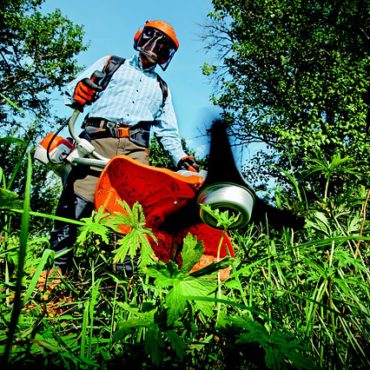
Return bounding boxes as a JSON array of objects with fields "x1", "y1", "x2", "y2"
[{"x1": 0, "y1": 138, "x2": 369, "y2": 369}]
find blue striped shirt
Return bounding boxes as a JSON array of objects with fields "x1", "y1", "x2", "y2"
[{"x1": 65, "y1": 54, "x2": 187, "y2": 165}]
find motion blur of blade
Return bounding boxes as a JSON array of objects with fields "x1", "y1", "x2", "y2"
[
  {"x1": 199, "y1": 120, "x2": 304, "y2": 230},
  {"x1": 159, "y1": 119, "x2": 304, "y2": 231},
  {"x1": 201, "y1": 120, "x2": 249, "y2": 187},
  {"x1": 158, "y1": 119, "x2": 245, "y2": 231},
  {"x1": 159, "y1": 119, "x2": 244, "y2": 231},
  {"x1": 252, "y1": 197, "x2": 305, "y2": 229}
]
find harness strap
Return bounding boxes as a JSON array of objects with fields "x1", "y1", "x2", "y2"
[
  {"x1": 102, "y1": 55, "x2": 168, "y2": 108},
  {"x1": 81, "y1": 55, "x2": 169, "y2": 146},
  {"x1": 156, "y1": 74, "x2": 168, "y2": 109},
  {"x1": 84, "y1": 118, "x2": 151, "y2": 146},
  {"x1": 100, "y1": 55, "x2": 126, "y2": 90}
]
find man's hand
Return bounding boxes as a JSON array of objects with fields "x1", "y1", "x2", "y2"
[
  {"x1": 72, "y1": 78, "x2": 103, "y2": 111},
  {"x1": 177, "y1": 155, "x2": 199, "y2": 172}
]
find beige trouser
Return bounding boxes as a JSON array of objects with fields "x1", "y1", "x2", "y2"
[{"x1": 72, "y1": 137, "x2": 149, "y2": 203}]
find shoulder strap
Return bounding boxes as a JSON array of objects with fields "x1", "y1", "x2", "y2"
[
  {"x1": 100, "y1": 55, "x2": 126, "y2": 90},
  {"x1": 101, "y1": 55, "x2": 168, "y2": 108},
  {"x1": 156, "y1": 74, "x2": 168, "y2": 108}
]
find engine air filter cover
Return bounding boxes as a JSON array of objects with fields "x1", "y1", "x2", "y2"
[{"x1": 197, "y1": 182, "x2": 255, "y2": 229}]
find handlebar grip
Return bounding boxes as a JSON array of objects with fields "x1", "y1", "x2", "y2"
[
  {"x1": 70, "y1": 70, "x2": 106, "y2": 112},
  {"x1": 89, "y1": 70, "x2": 105, "y2": 88}
]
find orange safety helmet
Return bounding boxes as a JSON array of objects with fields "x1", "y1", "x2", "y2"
[{"x1": 134, "y1": 20, "x2": 179, "y2": 70}]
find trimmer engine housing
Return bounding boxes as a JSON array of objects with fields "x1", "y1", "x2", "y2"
[{"x1": 34, "y1": 133, "x2": 74, "y2": 179}]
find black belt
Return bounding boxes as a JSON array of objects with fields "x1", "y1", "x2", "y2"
[
  {"x1": 84, "y1": 118, "x2": 129, "y2": 138},
  {"x1": 83, "y1": 118, "x2": 151, "y2": 146}
]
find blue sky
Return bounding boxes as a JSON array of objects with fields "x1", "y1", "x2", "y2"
[{"x1": 42, "y1": 0, "x2": 220, "y2": 157}]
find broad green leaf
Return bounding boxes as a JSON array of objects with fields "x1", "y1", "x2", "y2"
[
  {"x1": 180, "y1": 233, "x2": 204, "y2": 273},
  {"x1": 111, "y1": 201, "x2": 157, "y2": 268},
  {"x1": 146, "y1": 261, "x2": 181, "y2": 287},
  {"x1": 166, "y1": 276, "x2": 216, "y2": 324},
  {"x1": 113, "y1": 308, "x2": 157, "y2": 341},
  {"x1": 166, "y1": 280, "x2": 187, "y2": 324}
]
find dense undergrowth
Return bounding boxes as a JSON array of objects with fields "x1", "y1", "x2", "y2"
[{"x1": 0, "y1": 141, "x2": 369, "y2": 369}]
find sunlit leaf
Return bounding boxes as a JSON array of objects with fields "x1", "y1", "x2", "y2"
[{"x1": 180, "y1": 233, "x2": 204, "y2": 273}]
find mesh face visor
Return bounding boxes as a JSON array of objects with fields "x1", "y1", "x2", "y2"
[{"x1": 136, "y1": 27, "x2": 177, "y2": 70}]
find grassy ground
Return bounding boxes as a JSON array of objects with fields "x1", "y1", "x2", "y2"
[
  {"x1": 0, "y1": 188, "x2": 369, "y2": 369},
  {"x1": 0, "y1": 150, "x2": 369, "y2": 368}
]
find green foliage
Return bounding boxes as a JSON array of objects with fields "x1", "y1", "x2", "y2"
[
  {"x1": 180, "y1": 233, "x2": 204, "y2": 273},
  {"x1": 148, "y1": 136, "x2": 174, "y2": 169},
  {"x1": 303, "y1": 152, "x2": 361, "y2": 201},
  {"x1": 200, "y1": 204, "x2": 241, "y2": 230},
  {"x1": 201, "y1": 62, "x2": 217, "y2": 76},
  {"x1": 0, "y1": 173, "x2": 369, "y2": 368},
  {"x1": 0, "y1": 188, "x2": 24, "y2": 210},
  {"x1": 111, "y1": 201, "x2": 157, "y2": 269},
  {"x1": 3, "y1": 152, "x2": 32, "y2": 362},
  {"x1": 0, "y1": 117, "x2": 61, "y2": 234},
  {"x1": 0, "y1": 3, "x2": 369, "y2": 367},
  {"x1": 0, "y1": 0, "x2": 88, "y2": 129},
  {"x1": 1, "y1": 134, "x2": 368, "y2": 368},
  {"x1": 0, "y1": 0, "x2": 87, "y2": 234},
  {"x1": 205, "y1": 0, "x2": 370, "y2": 194},
  {"x1": 149, "y1": 136, "x2": 207, "y2": 170},
  {"x1": 229, "y1": 317, "x2": 314, "y2": 369},
  {"x1": 145, "y1": 234, "x2": 219, "y2": 324},
  {"x1": 77, "y1": 207, "x2": 113, "y2": 246}
]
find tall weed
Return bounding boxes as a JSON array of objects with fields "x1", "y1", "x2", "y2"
[{"x1": 0, "y1": 142, "x2": 368, "y2": 369}]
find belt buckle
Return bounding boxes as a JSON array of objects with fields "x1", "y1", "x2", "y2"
[
  {"x1": 105, "y1": 121, "x2": 115, "y2": 137},
  {"x1": 115, "y1": 126, "x2": 130, "y2": 138}
]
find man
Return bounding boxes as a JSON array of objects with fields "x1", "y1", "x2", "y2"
[{"x1": 50, "y1": 20, "x2": 199, "y2": 273}]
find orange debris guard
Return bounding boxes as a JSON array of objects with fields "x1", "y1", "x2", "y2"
[{"x1": 95, "y1": 155, "x2": 235, "y2": 264}]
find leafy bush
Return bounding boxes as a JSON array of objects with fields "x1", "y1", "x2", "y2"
[{"x1": 0, "y1": 151, "x2": 369, "y2": 369}]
